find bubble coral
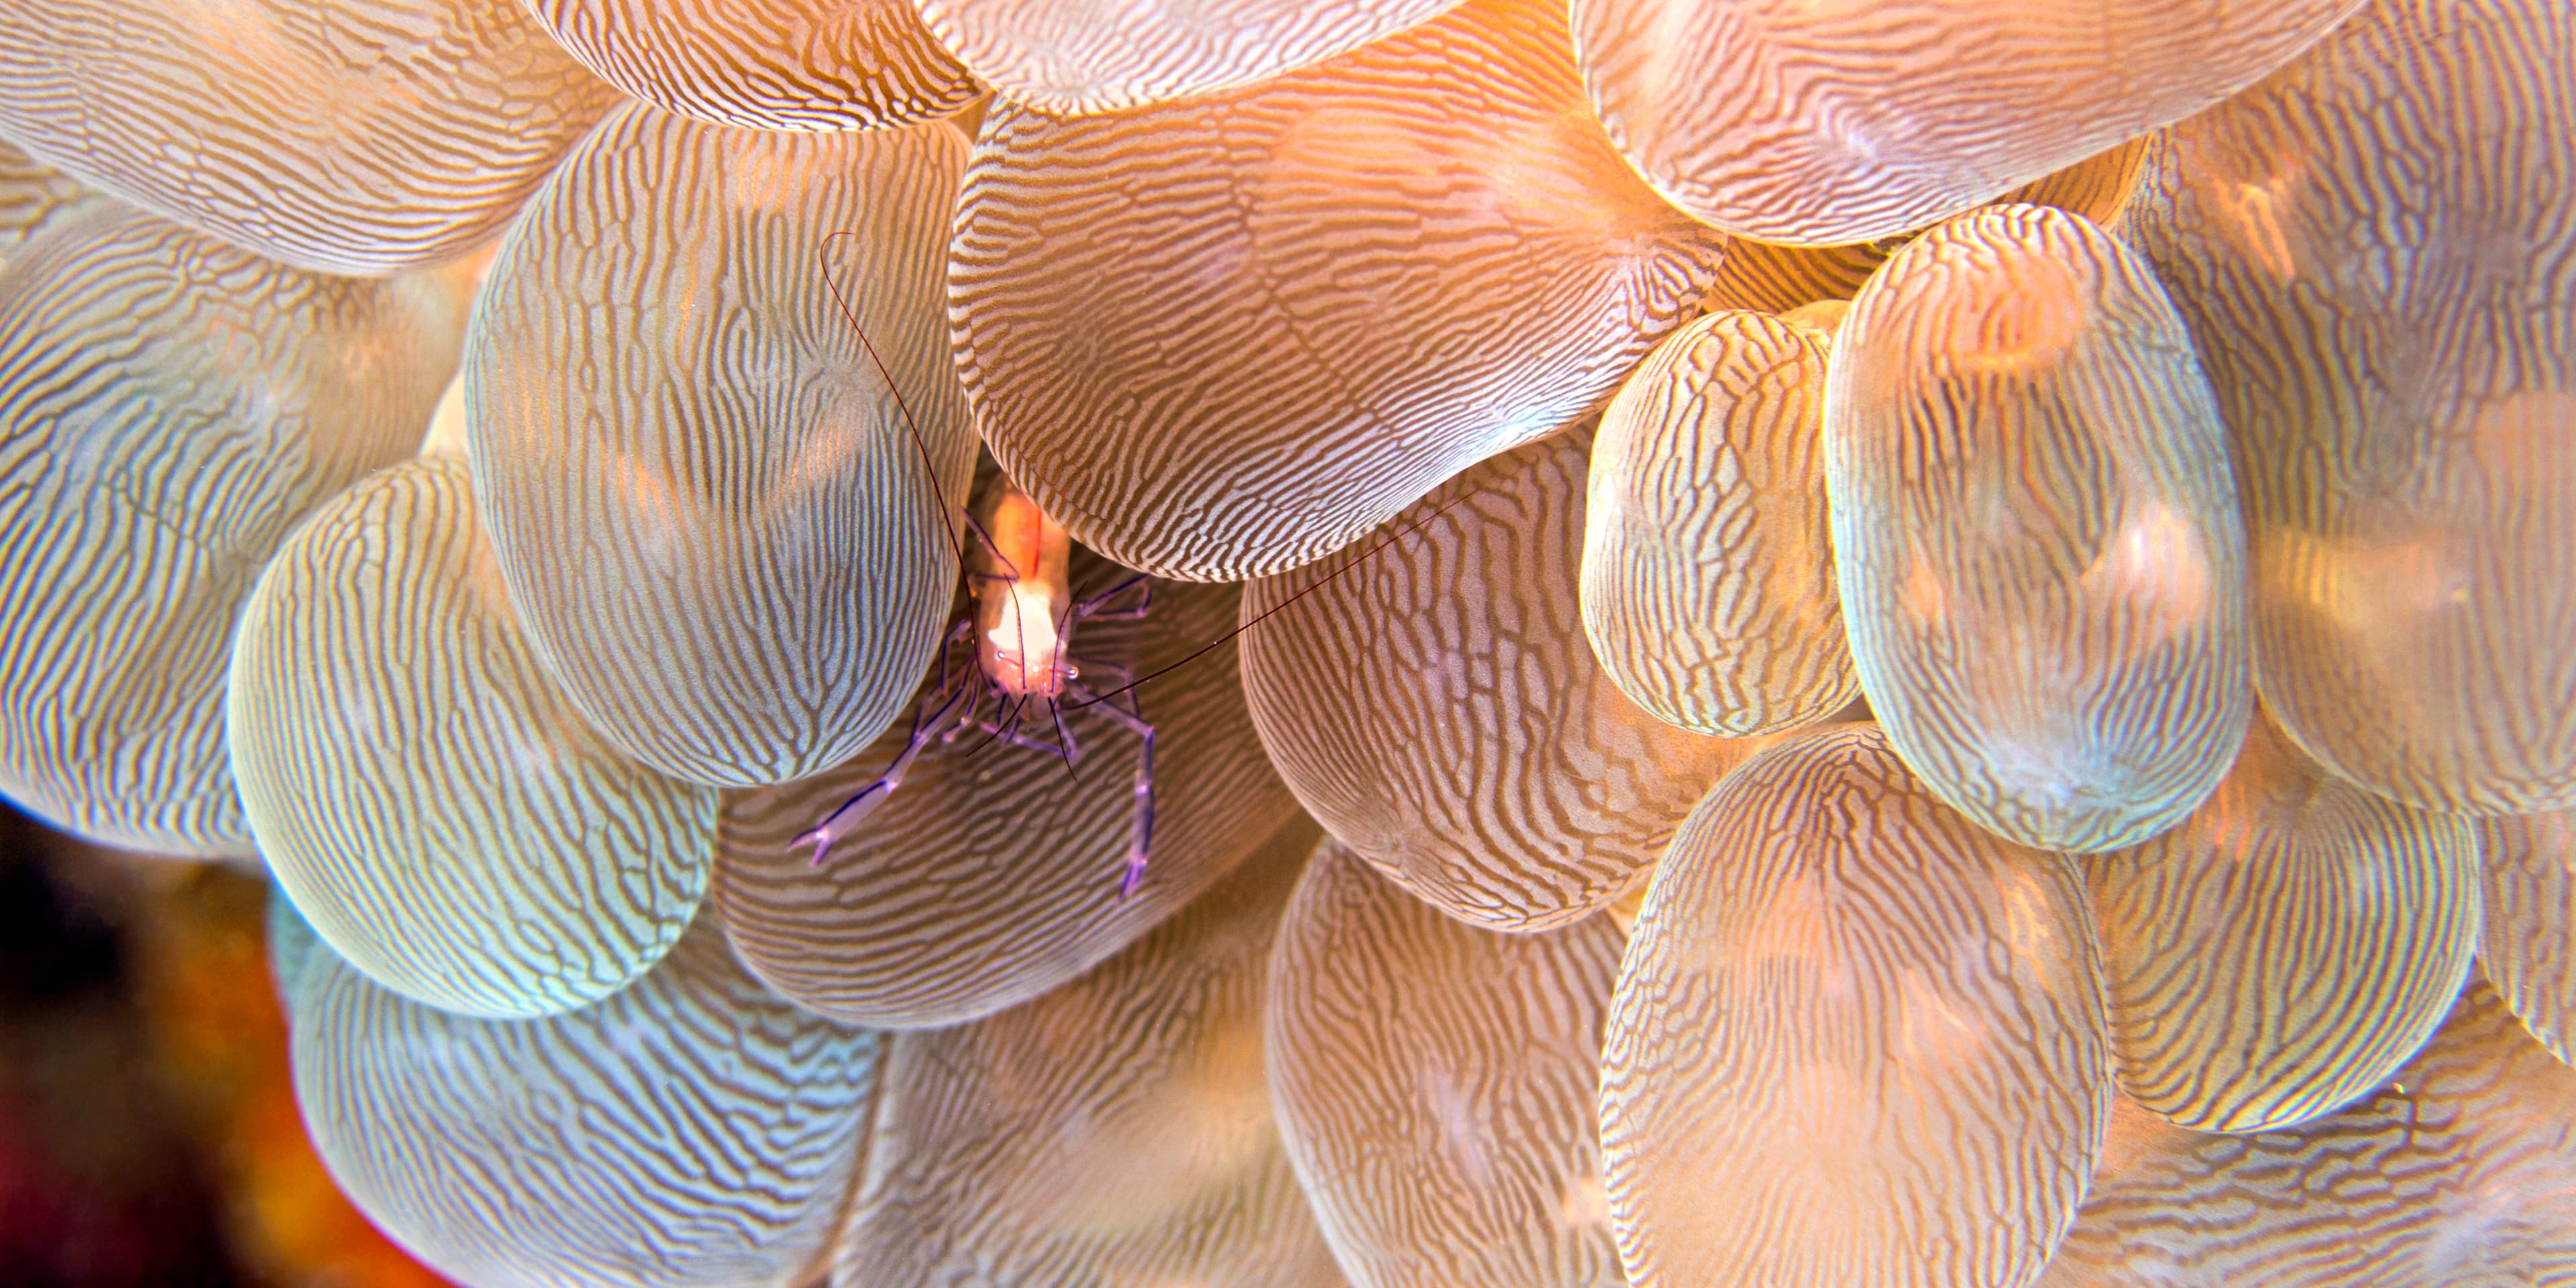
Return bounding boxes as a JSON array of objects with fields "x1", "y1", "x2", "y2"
[
  {"x1": 2129, "y1": 0, "x2": 2576, "y2": 816},
  {"x1": 2040, "y1": 983, "x2": 2576, "y2": 1286},
  {"x1": 0, "y1": 137, "x2": 91, "y2": 253},
  {"x1": 231, "y1": 458, "x2": 716, "y2": 1020},
  {"x1": 1572, "y1": 0, "x2": 2359, "y2": 245},
  {"x1": 2477, "y1": 810, "x2": 2576, "y2": 1067},
  {"x1": 525, "y1": 0, "x2": 977, "y2": 131},
  {"x1": 467, "y1": 102, "x2": 972, "y2": 788},
  {"x1": 1242, "y1": 426, "x2": 1749, "y2": 932},
  {"x1": 292, "y1": 913, "x2": 879, "y2": 1288},
  {"x1": 2086, "y1": 711, "x2": 2479, "y2": 1132},
  {"x1": 1584, "y1": 303, "x2": 1856, "y2": 737},
  {"x1": 1601, "y1": 723, "x2": 2109, "y2": 1288},
  {"x1": 0, "y1": 0, "x2": 619, "y2": 274},
  {"x1": 1267, "y1": 836, "x2": 1625, "y2": 1288},
  {"x1": 913, "y1": 0, "x2": 1465, "y2": 115},
  {"x1": 0, "y1": 204, "x2": 457, "y2": 857},
  {"x1": 949, "y1": 0, "x2": 1729, "y2": 581},
  {"x1": 1827, "y1": 202, "x2": 2252, "y2": 853},
  {"x1": 716, "y1": 568, "x2": 1305, "y2": 1027},
  {"x1": 830, "y1": 836, "x2": 1341, "y2": 1286}
]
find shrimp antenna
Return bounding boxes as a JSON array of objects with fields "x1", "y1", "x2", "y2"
[
  {"x1": 1061, "y1": 490, "x2": 1477, "y2": 714},
  {"x1": 817, "y1": 231, "x2": 1011, "y2": 580},
  {"x1": 1047, "y1": 701, "x2": 1082, "y2": 785}
]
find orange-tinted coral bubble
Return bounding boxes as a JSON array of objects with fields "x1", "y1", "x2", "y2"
[
  {"x1": 1585, "y1": 306, "x2": 1855, "y2": 737},
  {"x1": 0, "y1": 0, "x2": 618, "y2": 274},
  {"x1": 2041, "y1": 983, "x2": 2576, "y2": 1286},
  {"x1": 914, "y1": 0, "x2": 1466, "y2": 115},
  {"x1": 1827, "y1": 203, "x2": 2252, "y2": 853},
  {"x1": 0, "y1": 205, "x2": 455, "y2": 857},
  {"x1": 2088, "y1": 712, "x2": 2479, "y2": 1131},
  {"x1": 718, "y1": 564, "x2": 1305, "y2": 1029},
  {"x1": 526, "y1": 0, "x2": 977, "y2": 131},
  {"x1": 830, "y1": 842, "x2": 1342, "y2": 1287},
  {"x1": 468, "y1": 103, "x2": 971, "y2": 789},
  {"x1": 2479, "y1": 810, "x2": 2576, "y2": 1067},
  {"x1": 1701, "y1": 136, "x2": 2155, "y2": 315},
  {"x1": 2128, "y1": 0, "x2": 2576, "y2": 815},
  {"x1": 231, "y1": 460, "x2": 715, "y2": 1020},
  {"x1": 0, "y1": 138, "x2": 92, "y2": 254},
  {"x1": 1241, "y1": 427, "x2": 1748, "y2": 932},
  {"x1": 950, "y1": 0, "x2": 1729, "y2": 581},
  {"x1": 1573, "y1": 0, "x2": 2358, "y2": 245},
  {"x1": 1268, "y1": 837, "x2": 1625, "y2": 1288},
  {"x1": 1601, "y1": 723, "x2": 2110, "y2": 1288}
]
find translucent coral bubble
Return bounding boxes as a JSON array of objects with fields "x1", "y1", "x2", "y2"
[
  {"x1": 2479, "y1": 810, "x2": 2576, "y2": 1067},
  {"x1": 2088, "y1": 712, "x2": 2479, "y2": 1132},
  {"x1": 950, "y1": 0, "x2": 1729, "y2": 582},
  {"x1": 294, "y1": 914, "x2": 879, "y2": 1288},
  {"x1": 230, "y1": 458, "x2": 716, "y2": 1021},
  {"x1": 1601, "y1": 723, "x2": 2109, "y2": 1288},
  {"x1": 0, "y1": 138, "x2": 93, "y2": 256},
  {"x1": 1268, "y1": 836, "x2": 1625, "y2": 1288},
  {"x1": 914, "y1": 0, "x2": 1464, "y2": 115},
  {"x1": 830, "y1": 843, "x2": 1342, "y2": 1287},
  {"x1": 0, "y1": 205, "x2": 456, "y2": 857},
  {"x1": 1240, "y1": 427, "x2": 1750, "y2": 932},
  {"x1": 2041, "y1": 982, "x2": 2576, "y2": 1287},
  {"x1": 2128, "y1": 0, "x2": 2576, "y2": 816},
  {"x1": 527, "y1": 0, "x2": 977, "y2": 131},
  {"x1": 1585, "y1": 307, "x2": 1856, "y2": 737},
  {"x1": 718, "y1": 562, "x2": 1305, "y2": 1028},
  {"x1": 1826, "y1": 202, "x2": 2252, "y2": 854},
  {"x1": 468, "y1": 104, "x2": 971, "y2": 790},
  {"x1": 266, "y1": 883, "x2": 321, "y2": 1023},
  {"x1": 0, "y1": 0, "x2": 618, "y2": 275},
  {"x1": 1701, "y1": 136, "x2": 2156, "y2": 316},
  {"x1": 1572, "y1": 0, "x2": 2359, "y2": 246}
]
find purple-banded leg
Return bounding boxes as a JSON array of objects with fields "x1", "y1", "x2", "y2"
[
  {"x1": 800, "y1": 626, "x2": 979, "y2": 867},
  {"x1": 1066, "y1": 680, "x2": 1155, "y2": 898},
  {"x1": 1073, "y1": 574, "x2": 1152, "y2": 622}
]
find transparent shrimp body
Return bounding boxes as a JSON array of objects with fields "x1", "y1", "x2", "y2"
[
  {"x1": 976, "y1": 482, "x2": 1075, "y2": 699},
  {"x1": 800, "y1": 472, "x2": 1161, "y2": 896}
]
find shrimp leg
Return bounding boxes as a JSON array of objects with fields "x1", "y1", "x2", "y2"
[
  {"x1": 1065, "y1": 680, "x2": 1155, "y2": 898},
  {"x1": 800, "y1": 621, "x2": 978, "y2": 866}
]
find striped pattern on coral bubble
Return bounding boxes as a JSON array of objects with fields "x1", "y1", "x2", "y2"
[
  {"x1": 1826, "y1": 202, "x2": 2252, "y2": 853},
  {"x1": 1268, "y1": 836, "x2": 1625, "y2": 1288},
  {"x1": 468, "y1": 104, "x2": 972, "y2": 789},
  {"x1": 0, "y1": 0, "x2": 616, "y2": 275},
  {"x1": 949, "y1": 0, "x2": 1729, "y2": 582},
  {"x1": 0, "y1": 138, "x2": 92, "y2": 254},
  {"x1": 527, "y1": 0, "x2": 977, "y2": 131},
  {"x1": 718, "y1": 568, "x2": 1303, "y2": 1029},
  {"x1": 1601, "y1": 723, "x2": 2110, "y2": 1288},
  {"x1": 2086, "y1": 712, "x2": 2480, "y2": 1132},
  {"x1": 2478, "y1": 810, "x2": 2576, "y2": 1067},
  {"x1": 2040, "y1": 981, "x2": 2576, "y2": 1287},
  {"x1": 1572, "y1": 0, "x2": 2358, "y2": 245},
  {"x1": 1240, "y1": 426, "x2": 1748, "y2": 934},
  {"x1": 915, "y1": 0, "x2": 1465, "y2": 115},
  {"x1": 294, "y1": 916, "x2": 879, "y2": 1288},
  {"x1": 1700, "y1": 136, "x2": 2154, "y2": 315},
  {"x1": 1585, "y1": 307, "x2": 1856, "y2": 737},
  {"x1": 831, "y1": 843, "x2": 1342, "y2": 1287},
  {"x1": 0, "y1": 205, "x2": 455, "y2": 857},
  {"x1": 231, "y1": 459, "x2": 716, "y2": 1021},
  {"x1": 2129, "y1": 0, "x2": 2576, "y2": 815}
]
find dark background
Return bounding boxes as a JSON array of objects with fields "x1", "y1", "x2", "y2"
[{"x1": 0, "y1": 798, "x2": 447, "y2": 1288}]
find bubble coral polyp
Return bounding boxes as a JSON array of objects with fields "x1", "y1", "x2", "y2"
[{"x1": 3, "y1": 0, "x2": 2573, "y2": 1285}]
